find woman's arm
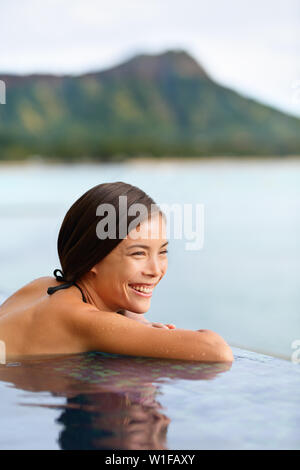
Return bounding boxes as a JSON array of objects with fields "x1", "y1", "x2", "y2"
[{"x1": 71, "y1": 307, "x2": 234, "y2": 363}]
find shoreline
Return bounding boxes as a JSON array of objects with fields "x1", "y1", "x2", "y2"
[{"x1": 0, "y1": 154, "x2": 300, "y2": 167}]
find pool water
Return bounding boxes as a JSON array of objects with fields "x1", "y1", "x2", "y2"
[{"x1": 0, "y1": 347, "x2": 299, "y2": 450}]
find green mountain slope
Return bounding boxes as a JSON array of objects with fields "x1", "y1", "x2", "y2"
[{"x1": 0, "y1": 49, "x2": 299, "y2": 160}]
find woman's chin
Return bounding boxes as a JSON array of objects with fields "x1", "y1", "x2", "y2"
[
  {"x1": 127, "y1": 303, "x2": 150, "y2": 314},
  {"x1": 133, "y1": 308, "x2": 149, "y2": 314}
]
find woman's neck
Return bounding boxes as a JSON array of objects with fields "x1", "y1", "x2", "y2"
[{"x1": 76, "y1": 278, "x2": 116, "y2": 313}]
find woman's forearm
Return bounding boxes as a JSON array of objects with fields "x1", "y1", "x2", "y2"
[{"x1": 81, "y1": 310, "x2": 234, "y2": 363}]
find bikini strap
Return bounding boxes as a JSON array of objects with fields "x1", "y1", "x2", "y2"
[
  {"x1": 52, "y1": 269, "x2": 67, "y2": 282},
  {"x1": 47, "y1": 269, "x2": 87, "y2": 303}
]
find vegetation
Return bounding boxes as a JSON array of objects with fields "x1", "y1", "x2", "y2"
[{"x1": 0, "y1": 50, "x2": 299, "y2": 161}]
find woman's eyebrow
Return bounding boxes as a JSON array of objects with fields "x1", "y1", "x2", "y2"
[{"x1": 127, "y1": 241, "x2": 169, "y2": 250}]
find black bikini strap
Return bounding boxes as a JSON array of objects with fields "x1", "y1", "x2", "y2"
[
  {"x1": 73, "y1": 283, "x2": 87, "y2": 304},
  {"x1": 53, "y1": 269, "x2": 66, "y2": 282},
  {"x1": 47, "y1": 269, "x2": 87, "y2": 303}
]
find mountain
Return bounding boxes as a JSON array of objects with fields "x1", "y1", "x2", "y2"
[{"x1": 0, "y1": 49, "x2": 300, "y2": 160}]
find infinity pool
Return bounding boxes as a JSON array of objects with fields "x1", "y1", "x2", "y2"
[{"x1": 0, "y1": 347, "x2": 299, "y2": 450}]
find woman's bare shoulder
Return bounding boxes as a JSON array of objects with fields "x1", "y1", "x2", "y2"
[
  {"x1": 11, "y1": 276, "x2": 57, "y2": 294},
  {"x1": 0, "y1": 276, "x2": 56, "y2": 306},
  {"x1": 27, "y1": 276, "x2": 58, "y2": 288}
]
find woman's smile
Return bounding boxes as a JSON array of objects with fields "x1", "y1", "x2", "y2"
[{"x1": 128, "y1": 283, "x2": 154, "y2": 297}]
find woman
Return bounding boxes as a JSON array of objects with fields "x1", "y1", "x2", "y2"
[{"x1": 0, "y1": 182, "x2": 233, "y2": 362}]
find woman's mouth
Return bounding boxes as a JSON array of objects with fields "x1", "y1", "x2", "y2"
[{"x1": 128, "y1": 284, "x2": 154, "y2": 298}]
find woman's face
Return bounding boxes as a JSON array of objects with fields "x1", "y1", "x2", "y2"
[{"x1": 90, "y1": 212, "x2": 168, "y2": 313}]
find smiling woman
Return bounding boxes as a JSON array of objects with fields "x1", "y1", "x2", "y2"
[{"x1": 0, "y1": 182, "x2": 233, "y2": 363}]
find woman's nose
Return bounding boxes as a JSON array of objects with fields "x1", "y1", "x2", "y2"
[{"x1": 143, "y1": 256, "x2": 163, "y2": 277}]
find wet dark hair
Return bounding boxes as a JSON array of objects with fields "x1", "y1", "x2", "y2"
[{"x1": 57, "y1": 181, "x2": 163, "y2": 282}]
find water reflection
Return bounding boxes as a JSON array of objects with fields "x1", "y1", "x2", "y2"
[
  {"x1": 0, "y1": 352, "x2": 231, "y2": 449},
  {"x1": 57, "y1": 390, "x2": 170, "y2": 450}
]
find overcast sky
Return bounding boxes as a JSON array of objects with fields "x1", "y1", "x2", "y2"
[{"x1": 1, "y1": 0, "x2": 300, "y2": 117}]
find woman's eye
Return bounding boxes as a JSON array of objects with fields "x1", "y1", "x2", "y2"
[{"x1": 131, "y1": 250, "x2": 168, "y2": 256}]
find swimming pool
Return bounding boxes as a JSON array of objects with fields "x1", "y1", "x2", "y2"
[
  {"x1": 0, "y1": 347, "x2": 299, "y2": 450},
  {"x1": 1, "y1": 160, "x2": 300, "y2": 360}
]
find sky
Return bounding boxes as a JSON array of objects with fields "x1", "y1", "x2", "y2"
[{"x1": 1, "y1": 0, "x2": 300, "y2": 117}]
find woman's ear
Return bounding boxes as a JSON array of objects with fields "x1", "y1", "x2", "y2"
[{"x1": 90, "y1": 265, "x2": 99, "y2": 276}]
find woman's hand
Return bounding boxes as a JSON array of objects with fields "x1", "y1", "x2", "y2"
[
  {"x1": 150, "y1": 322, "x2": 176, "y2": 330},
  {"x1": 119, "y1": 310, "x2": 176, "y2": 330}
]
